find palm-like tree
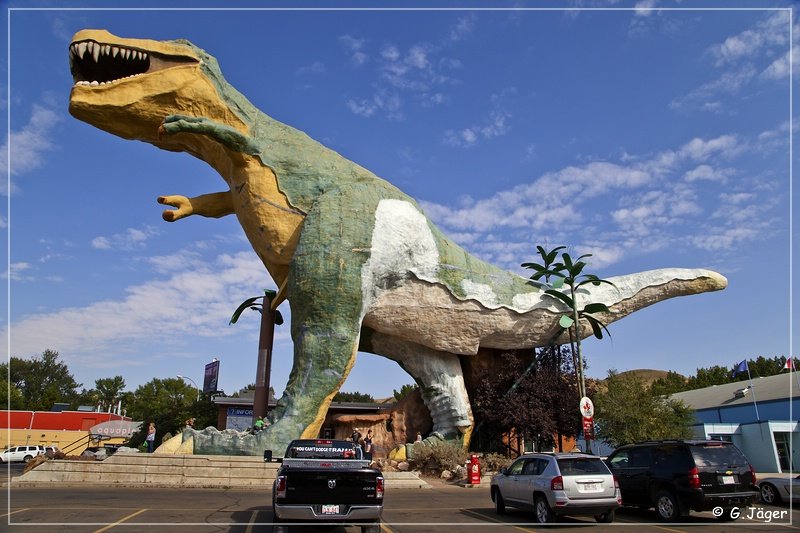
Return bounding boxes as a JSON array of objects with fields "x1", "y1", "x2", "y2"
[
  {"x1": 230, "y1": 289, "x2": 284, "y2": 424},
  {"x1": 523, "y1": 246, "x2": 617, "y2": 452}
]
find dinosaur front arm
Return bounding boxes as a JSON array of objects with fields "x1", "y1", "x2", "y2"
[{"x1": 157, "y1": 191, "x2": 234, "y2": 222}]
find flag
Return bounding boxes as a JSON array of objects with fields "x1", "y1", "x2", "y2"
[
  {"x1": 732, "y1": 359, "x2": 748, "y2": 377},
  {"x1": 783, "y1": 358, "x2": 794, "y2": 371}
]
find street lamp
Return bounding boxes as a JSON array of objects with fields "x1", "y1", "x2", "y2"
[{"x1": 177, "y1": 374, "x2": 200, "y2": 401}]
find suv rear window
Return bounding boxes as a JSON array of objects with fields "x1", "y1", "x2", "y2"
[
  {"x1": 557, "y1": 457, "x2": 609, "y2": 475},
  {"x1": 690, "y1": 443, "x2": 749, "y2": 467}
]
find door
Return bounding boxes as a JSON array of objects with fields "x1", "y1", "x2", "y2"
[{"x1": 608, "y1": 447, "x2": 651, "y2": 505}]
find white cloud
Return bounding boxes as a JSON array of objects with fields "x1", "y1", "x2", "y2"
[
  {"x1": 91, "y1": 226, "x2": 160, "y2": 251},
  {"x1": 0, "y1": 100, "x2": 62, "y2": 194},
  {"x1": 683, "y1": 164, "x2": 733, "y2": 183},
  {"x1": 7, "y1": 251, "x2": 267, "y2": 364},
  {"x1": 339, "y1": 35, "x2": 368, "y2": 66},
  {"x1": 709, "y1": 12, "x2": 788, "y2": 67},
  {"x1": 296, "y1": 61, "x2": 326, "y2": 76}
]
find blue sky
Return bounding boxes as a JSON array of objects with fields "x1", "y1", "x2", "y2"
[{"x1": 3, "y1": 2, "x2": 796, "y2": 401}]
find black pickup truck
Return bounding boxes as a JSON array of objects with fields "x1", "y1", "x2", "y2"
[{"x1": 272, "y1": 439, "x2": 384, "y2": 533}]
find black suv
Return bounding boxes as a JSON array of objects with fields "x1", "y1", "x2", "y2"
[{"x1": 606, "y1": 440, "x2": 758, "y2": 522}]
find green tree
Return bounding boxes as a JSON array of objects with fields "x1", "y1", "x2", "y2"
[
  {"x1": 0, "y1": 377, "x2": 25, "y2": 409},
  {"x1": 332, "y1": 391, "x2": 376, "y2": 403},
  {"x1": 473, "y1": 347, "x2": 581, "y2": 453},
  {"x1": 595, "y1": 370, "x2": 695, "y2": 447},
  {"x1": 649, "y1": 371, "x2": 689, "y2": 396},
  {"x1": 125, "y1": 377, "x2": 198, "y2": 448},
  {"x1": 687, "y1": 365, "x2": 734, "y2": 389},
  {"x1": 7, "y1": 349, "x2": 81, "y2": 410},
  {"x1": 393, "y1": 384, "x2": 419, "y2": 401}
]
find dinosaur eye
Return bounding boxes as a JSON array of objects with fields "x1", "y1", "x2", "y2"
[{"x1": 69, "y1": 40, "x2": 149, "y2": 85}]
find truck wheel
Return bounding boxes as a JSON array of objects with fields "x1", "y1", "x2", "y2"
[
  {"x1": 23, "y1": 455, "x2": 33, "y2": 463},
  {"x1": 272, "y1": 524, "x2": 290, "y2": 533},
  {"x1": 493, "y1": 488, "x2": 506, "y2": 514},
  {"x1": 361, "y1": 521, "x2": 381, "y2": 533},
  {"x1": 654, "y1": 490, "x2": 681, "y2": 522}
]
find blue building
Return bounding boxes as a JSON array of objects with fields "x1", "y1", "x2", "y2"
[{"x1": 669, "y1": 372, "x2": 798, "y2": 473}]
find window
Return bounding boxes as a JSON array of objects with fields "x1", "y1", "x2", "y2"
[
  {"x1": 609, "y1": 450, "x2": 630, "y2": 468},
  {"x1": 629, "y1": 447, "x2": 652, "y2": 468},
  {"x1": 508, "y1": 459, "x2": 525, "y2": 475},
  {"x1": 557, "y1": 458, "x2": 609, "y2": 475}
]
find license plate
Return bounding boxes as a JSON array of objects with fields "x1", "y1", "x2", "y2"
[
  {"x1": 721, "y1": 475, "x2": 735, "y2": 484},
  {"x1": 321, "y1": 504, "x2": 340, "y2": 515},
  {"x1": 581, "y1": 483, "x2": 599, "y2": 491}
]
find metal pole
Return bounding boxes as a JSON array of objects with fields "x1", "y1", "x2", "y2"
[
  {"x1": 253, "y1": 294, "x2": 276, "y2": 425},
  {"x1": 177, "y1": 375, "x2": 200, "y2": 402}
]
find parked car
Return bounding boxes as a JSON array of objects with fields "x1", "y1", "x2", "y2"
[
  {"x1": 0, "y1": 445, "x2": 46, "y2": 463},
  {"x1": 606, "y1": 440, "x2": 759, "y2": 522},
  {"x1": 758, "y1": 474, "x2": 799, "y2": 505},
  {"x1": 490, "y1": 452, "x2": 620, "y2": 524}
]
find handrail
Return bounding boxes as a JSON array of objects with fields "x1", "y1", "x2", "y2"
[{"x1": 61, "y1": 433, "x2": 92, "y2": 455}]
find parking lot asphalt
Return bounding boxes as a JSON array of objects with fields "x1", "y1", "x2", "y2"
[{"x1": 3, "y1": 480, "x2": 799, "y2": 532}]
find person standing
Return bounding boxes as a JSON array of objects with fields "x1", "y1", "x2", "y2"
[
  {"x1": 363, "y1": 429, "x2": 373, "y2": 454},
  {"x1": 351, "y1": 427, "x2": 362, "y2": 444},
  {"x1": 146, "y1": 422, "x2": 156, "y2": 453},
  {"x1": 254, "y1": 416, "x2": 265, "y2": 432},
  {"x1": 415, "y1": 431, "x2": 423, "y2": 443}
]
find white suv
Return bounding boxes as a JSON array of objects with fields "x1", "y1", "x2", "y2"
[
  {"x1": 0, "y1": 445, "x2": 46, "y2": 463},
  {"x1": 491, "y1": 452, "x2": 621, "y2": 524}
]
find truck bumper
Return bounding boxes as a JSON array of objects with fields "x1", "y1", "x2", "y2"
[{"x1": 273, "y1": 503, "x2": 382, "y2": 522}]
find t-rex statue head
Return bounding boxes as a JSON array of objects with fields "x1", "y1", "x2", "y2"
[{"x1": 68, "y1": 29, "x2": 249, "y2": 152}]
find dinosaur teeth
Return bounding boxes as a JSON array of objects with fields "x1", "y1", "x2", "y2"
[{"x1": 70, "y1": 40, "x2": 151, "y2": 86}]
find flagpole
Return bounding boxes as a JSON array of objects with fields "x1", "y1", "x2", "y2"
[{"x1": 746, "y1": 364, "x2": 760, "y2": 421}]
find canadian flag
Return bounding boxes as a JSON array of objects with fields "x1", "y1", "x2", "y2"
[{"x1": 783, "y1": 358, "x2": 794, "y2": 370}]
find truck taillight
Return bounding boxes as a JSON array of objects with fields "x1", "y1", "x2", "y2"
[
  {"x1": 749, "y1": 464, "x2": 757, "y2": 485},
  {"x1": 376, "y1": 476, "x2": 384, "y2": 499},
  {"x1": 275, "y1": 475, "x2": 287, "y2": 498},
  {"x1": 688, "y1": 467, "x2": 700, "y2": 489},
  {"x1": 551, "y1": 476, "x2": 563, "y2": 491}
]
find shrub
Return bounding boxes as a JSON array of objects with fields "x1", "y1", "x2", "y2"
[
  {"x1": 481, "y1": 452, "x2": 512, "y2": 472},
  {"x1": 408, "y1": 440, "x2": 469, "y2": 473}
]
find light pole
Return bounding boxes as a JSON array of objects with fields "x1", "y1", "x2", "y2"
[{"x1": 177, "y1": 374, "x2": 200, "y2": 401}]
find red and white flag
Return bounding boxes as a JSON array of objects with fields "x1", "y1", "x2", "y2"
[{"x1": 783, "y1": 358, "x2": 794, "y2": 370}]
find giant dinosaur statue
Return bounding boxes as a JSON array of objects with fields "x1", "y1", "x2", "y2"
[{"x1": 68, "y1": 30, "x2": 727, "y2": 454}]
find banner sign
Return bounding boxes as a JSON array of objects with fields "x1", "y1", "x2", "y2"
[
  {"x1": 582, "y1": 417, "x2": 595, "y2": 441},
  {"x1": 226, "y1": 407, "x2": 253, "y2": 431},
  {"x1": 89, "y1": 420, "x2": 143, "y2": 438},
  {"x1": 203, "y1": 360, "x2": 220, "y2": 394}
]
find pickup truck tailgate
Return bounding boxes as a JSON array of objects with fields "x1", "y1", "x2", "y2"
[{"x1": 282, "y1": 468, "x2": 382, "y2": 504}]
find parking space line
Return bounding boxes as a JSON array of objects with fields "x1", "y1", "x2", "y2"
[
  {"x1": 244, "y1": 510, "x2": 259, "y2": 533},
  {"x1": 651, "y1": 526, "x2": 686, "y2": 533},
  {"x1": 461, "y1": 508, "x2": 535, "y2": 532},
  {"x1": 92, "y1": 508, "x2": 147, "y2": 533},
  {"x1": 1, "y1": 508, "x2": 29, "y2": 518},
  {"x1": 380, "y1": 521, "x2": 396, "y2": 533}
]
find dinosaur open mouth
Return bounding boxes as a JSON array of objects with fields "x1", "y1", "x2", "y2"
[{"x1": 69, "y1": 40, "x2": 196, "y2": 86}]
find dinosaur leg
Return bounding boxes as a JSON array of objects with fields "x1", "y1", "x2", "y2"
[
  {"x1": 362, "y1": 331, "x2": 473, "y2": 446},
  {"x1": 260, "y1": 184, "x2": 378, "y2": 451}
]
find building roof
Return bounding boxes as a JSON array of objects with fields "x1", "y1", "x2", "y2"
[{"x1": 669, "y1": 372, "x2": 799, "y2": 411}]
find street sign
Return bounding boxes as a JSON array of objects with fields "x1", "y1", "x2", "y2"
[
  {"x1": 582, "y1": 417, "x2": 595, "y2": 440},
  {"x1": 580, "y1": 396, "x2": 594, "y2": 418}
]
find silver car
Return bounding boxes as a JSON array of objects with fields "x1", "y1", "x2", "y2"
[
  {"x1": 758, "y1": 474, "x2": 799, "y2": 505},
  {"x1": 491, "y1": 452, "x2": 621, "y2": 523}
]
